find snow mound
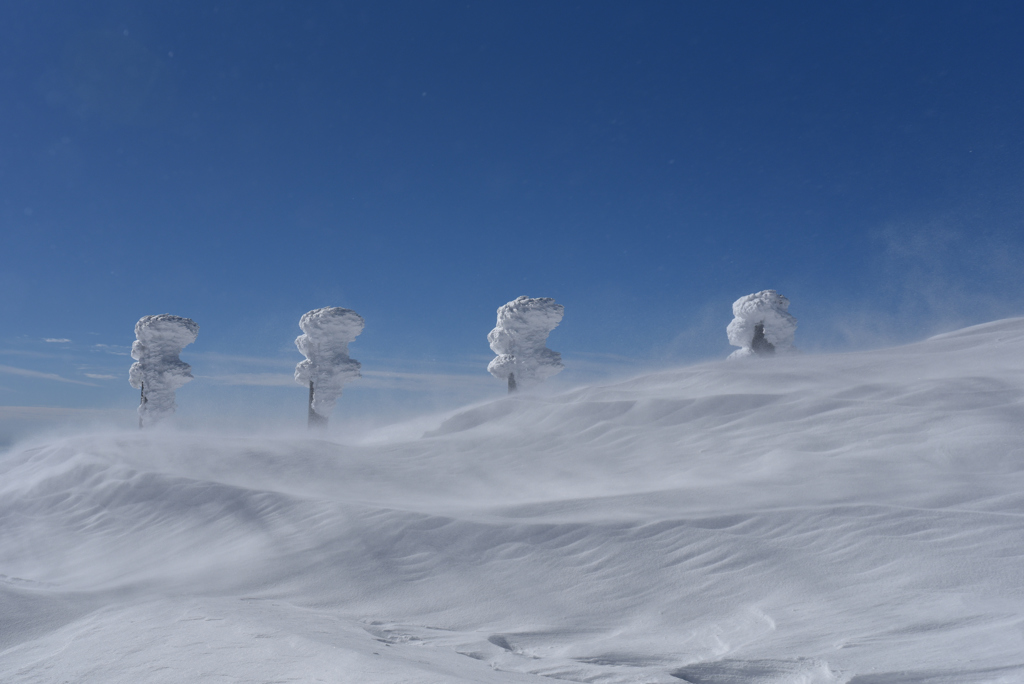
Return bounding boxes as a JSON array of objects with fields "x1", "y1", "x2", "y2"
[
  {"x1": 727, "y1": 290, "x2": 797, "y2": 359},
  {"x1": 294, "y1": 307, "x2": 363, "y2": 417},
  {"x1": 128, "y1": 314, "x2": 199, "y2": 426},
  {"x1": 487, "y1": 296, "x2": 564, "y2": 388},
  {"x1": 4, "y1": 317, "x2": 1024, "y2": 683}
]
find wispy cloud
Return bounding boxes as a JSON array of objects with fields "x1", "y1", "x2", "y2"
[
  {"x1": 201, "y1": 369, "x2": 493, "y2": 392},
  {"x1": 84, "y1": 373, "x2": 118, "y2": 380},
  {"x1": 201, "y1": 373, "x2": 297, "y2": 387},
  {"x1": 92, "y1": 344, "x2": 131, "y2": 356},
  {"x1": 43, "y1": 338, "x2": 71, "y2": 343},
  {"x1": 359, "y1": 369, "x2": 493, "y2": 391},
  {"x1": 0, "y1": 406, "x2": 131, "y2": 418},
  {"x1": 0, "y1": 348, "x2": 65, "y2": 360},
  {"x1": 0, "y1": 365, "x2": 97, "y2": 386},
  {"x1": 188, "y1": 351, "x2": 294, "y2": 368}
]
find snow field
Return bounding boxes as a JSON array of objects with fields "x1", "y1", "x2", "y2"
[{"x1": 2, "y1": 318, "x2": 1024, "y2": 682}]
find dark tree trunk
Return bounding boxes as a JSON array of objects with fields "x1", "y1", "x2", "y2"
[
  {"x1": 308, "y1": 380, "x2": 328, "y2": 429},
  {"x1": 139, "y1": 381, "x2": 146, "y2": 429},
  {"x1": 507, "y1": 373, "x2": 517, "y2": 394}
]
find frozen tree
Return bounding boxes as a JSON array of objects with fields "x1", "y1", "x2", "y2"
[
  {"x1": 129, "y1": 314, "x2": 199, "y2": 428},
  {"x1": 727, "y1": 289, "x2": 797, "y2": 359},
  {"x1": 294, "y1": 307, "x2": 364, "y2": 428},
  {"x1": 488, "y1": 296, "x2": 564, "y2": 393}
]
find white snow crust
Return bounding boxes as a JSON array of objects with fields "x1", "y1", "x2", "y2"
[
  {"x1": 5, "y1": 317, "x2": 1024, "y2": 683},
  {"x1": 127, "y1": 314, "x2": 199, "y2": 426},
  {"x1": 727, "y1": 289, "x2": 797, "y2": 359},
  {"x1": 294, "y1": 307, "x2": 364, "y2": 417},
  {"x1": 487, "y1": 296, "x2": 564, "y2": 387}
]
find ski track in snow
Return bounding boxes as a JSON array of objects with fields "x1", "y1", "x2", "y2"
[{"x1": 3, "y1": 318, "x2": 1024, "y2": 682}]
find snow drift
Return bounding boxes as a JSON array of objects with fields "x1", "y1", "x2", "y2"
[
  {"x1": 294, "y1": 307, "x2": 364, "y2": 419},
  {"x1": 4, "y1": 317, "x2": 1024, "y2": 683},
  {"x1": 127, "y1": 314, "x2": 199, "y2": 427},
  {"x1": 487, "y1": 296, "x2": 564, "y2": 390},
  {"x1": 727, "y1": 289, "x2": 797, "y2": 359}
]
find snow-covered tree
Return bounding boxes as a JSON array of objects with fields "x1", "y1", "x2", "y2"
[
  {"x1": 487, "y1": 296, "x2": 564, "y2": 392},
  {"x1": 727, "y1": 290, "x2": 797, "y2": 359},
  {"x1": 294, "y1": 307, "x2": 364, "y2": 428},
  {"x1": 129, "y1": 314, "x2": 199, "y2": 428}
]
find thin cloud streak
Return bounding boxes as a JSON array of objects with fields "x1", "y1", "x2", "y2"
[
  {"x1": 0, "y1": 365, "x2": 97, "y2": 386},
  {"x1": 202, "y1": 369, "x2": 493, "y2": 392},
  {"x1": 189, "y1": 351, "x2": 295, "y2": 368},
  {"x1": 359, "y1": 370, "x2": 493, "y2": 391},
  {"x1": 0, "y1": 406, "x2": 128, "y2": 418},
  {"x1": 199, "y1": 373, "x2": 297, "y2": 387},
  {"x1": 92, "y1": 344, "x2": 131, "y2": 356},
  {"x1": 0, "y1": 348, "x2": 70, "y2": 360}
]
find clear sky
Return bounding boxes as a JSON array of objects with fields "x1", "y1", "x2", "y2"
[{"x1": 2, "y1": 1, "x2": 1023, "y2": 431}]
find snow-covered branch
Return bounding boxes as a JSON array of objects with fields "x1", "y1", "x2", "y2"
[
  {"x1": 295, "y1": 307, "x2": 364, "y2": 421},
  {"x1": 727, "y1": 290, "x2": 797, "y2": 359},
  {"x1": 487, "y1": 296, "x2": 564, "y2": 391},
  {"x1": 129, "y1": 314, "x2": 199, "y2": 427}
]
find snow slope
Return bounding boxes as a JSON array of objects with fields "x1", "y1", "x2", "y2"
[{"x1": 2, "y1": 318, "x2": 1024, "y2": 683}]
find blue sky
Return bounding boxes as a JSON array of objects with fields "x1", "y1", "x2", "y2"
[{"x1": 2, "y1": 1, "x2": 1023, "y2": 430}]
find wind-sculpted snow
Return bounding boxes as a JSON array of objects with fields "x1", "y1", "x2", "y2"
[
  {"x1": 487, "y1": 296, "x2": 564, "y2": 388},
  {"x1": 294, "y1": 307, "x2": 363, "y2": 417},
  {"x1": 128, "y1": 314, "x2": 199, "y2": 426},
  {"x1": 3, "y1": 317, "x2": 1024, "y2": 683},
  {"x1": 727, "y1": 289, "x2": 797, "y2": 359}
]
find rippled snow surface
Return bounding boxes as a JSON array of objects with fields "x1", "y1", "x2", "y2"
[{"x1": 3, "y1": 319, "x2": 1024, "y2": 683}]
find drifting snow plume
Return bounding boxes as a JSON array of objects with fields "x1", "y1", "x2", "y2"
[
  {"x1": 128, "y1": 314, "x2": 199, "y2": 427},
  {"x1": 488, "y1": 296, "x2": 564, "y2": 391},
  {"x1": 727, "y1": 289, "x2": 797, "y2": 359},
  {"x1": 295, "y1": 307, "x2": 364, "y2": 421}
]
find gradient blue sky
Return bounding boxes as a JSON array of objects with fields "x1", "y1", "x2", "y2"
[{"x1": 2, "y1": 1, "x2": 1023, "y2": 430}]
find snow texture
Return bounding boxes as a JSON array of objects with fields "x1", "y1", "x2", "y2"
[
  {"x1": 5, "y1": 317, "x2": 1024, "y2": 683},
  {"x1": 727, "y1": 289, "x2": 798, "y2": 359},
  {"x1": 127, "y1": 314, "x2": 199, "y2": 426},
  {"x1": 487, "y1": 296, "x2": 564, "y2": 387},
  {"x1": 294, "y1": 307, "x2": 363, "y2": 417}
]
